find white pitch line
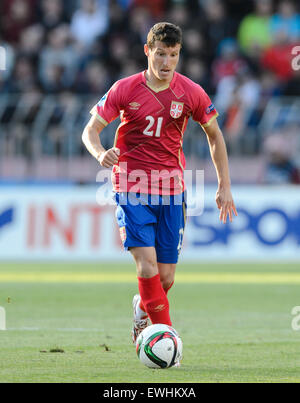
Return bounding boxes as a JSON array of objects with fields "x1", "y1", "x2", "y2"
[
  {"x1": 8, "y1": 327, "x2": 103, "y2": 332},
  {"x1": 0, "y1": 306, "x2": 6, "y2": 330}
]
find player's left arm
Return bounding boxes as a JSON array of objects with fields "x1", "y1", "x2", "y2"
[{"x1": 202, "y1": 118, "x2": 238, "y2": 223}]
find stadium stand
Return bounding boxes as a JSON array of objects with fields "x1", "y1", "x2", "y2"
[{"x1": 0, "y1": 0, "x2": 299, "y2": 183}]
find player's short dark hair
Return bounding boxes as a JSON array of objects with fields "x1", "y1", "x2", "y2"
[{"x1": 147, "y1": 22, "x2": 182, "y2": 49}]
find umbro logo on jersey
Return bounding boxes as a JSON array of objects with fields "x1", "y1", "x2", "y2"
[
  {"x1": 170, "y1": 101, "x2": 184, "y2": 119},
  {"x1": 129, "y1": 102, "x2": 141, "y2": 110}
]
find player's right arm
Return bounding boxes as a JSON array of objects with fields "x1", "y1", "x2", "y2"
[{"x1": 82, "y1": 114, "x2": 119, "y2": 168}]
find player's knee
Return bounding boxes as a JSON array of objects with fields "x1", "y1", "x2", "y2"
[
  {"x1": 131, "y1": 247, "x2": 158, "y2": 278},
  {"x1": 159, "y1": 272, "x2": 174, "y2": 292},
  {"x1": 136, "y1": 257, "x2": 158, "y2": 278},
  {"x1": 160, "y1": 278, "x2": 174, "y2": 292}
]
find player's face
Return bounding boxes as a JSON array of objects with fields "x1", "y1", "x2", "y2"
[{"x1": 145, "y1": 41, "x2": 181, "y2": 84}]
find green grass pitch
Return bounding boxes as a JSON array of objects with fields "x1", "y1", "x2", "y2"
[{"x1": 0, "y1": 262, "x2": 300, "y2": 383}]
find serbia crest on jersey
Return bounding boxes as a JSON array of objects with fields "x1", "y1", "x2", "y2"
[{"x1": 170, "y1": 101, "x2": 184, "y2": 119}]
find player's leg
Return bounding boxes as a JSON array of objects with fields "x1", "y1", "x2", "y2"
[
  {"x1": 130, "y1": 246, "x2": 172, "y2": 327},
  {"x1": 114, "y1": 193, "x2": 158, "y2": 342},
  {"x1": 131, "y1": 246, "x2": 156, "y2": 324},
  {"x1": 157, "y1": 262, "x2": 176, "y2": 294},
  {"x1": 154, "y1": 192, "x2": 186, "y2": 320},
  {"x1": 132, "y1": 193, "x2": 186, "y2": 329},
  {"x1": 134, "y1": 262, "x2": 175, "y2": 323},
  {"x1": 130, "y1": 246, "x2": 158, "y2": 278}
]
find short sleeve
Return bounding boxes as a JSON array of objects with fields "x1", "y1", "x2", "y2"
[
  {"x1": 192, "y1": 85, "x2": 219, "y2": 128},
  {"x1": 90, "y1": 81, "x2": 122, "y2": 126}
]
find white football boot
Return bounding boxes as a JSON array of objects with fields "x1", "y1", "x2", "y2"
[
  {"x1": 131, "y1": 294, "x2": 149, "y2": 344},
  {"x1": 173, "y1": 334, "x2": 183, "y2": 367}
]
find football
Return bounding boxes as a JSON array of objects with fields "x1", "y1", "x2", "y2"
[{"x1": 136, "y1": 324, "x2": 183, "y2": 369}]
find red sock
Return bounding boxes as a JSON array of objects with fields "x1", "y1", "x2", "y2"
[
  {"x1": 140, "y1": 281, "x2": 174, "y2": 312},
  {"x1": 139, "y1": 280, "x2": 174, "y2": 312},
  {"x1": 138, "y1": 274, "x2": 172, "y2": 326}
]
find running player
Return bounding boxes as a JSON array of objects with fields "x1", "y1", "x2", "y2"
[{"x1": 82, "y1": 22, "x2": 237, "y2": 345}]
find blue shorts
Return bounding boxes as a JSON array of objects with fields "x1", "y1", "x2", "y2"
[{"x1": 114, "y1": 192, "x2": 187, "y2": 264}]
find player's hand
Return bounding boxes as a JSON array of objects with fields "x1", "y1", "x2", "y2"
[
  {"x1": 97, "y1": 147, "x2": 120, "y2": 168},
  {"x1": 215, "y1": 186, "x2": 238, "y2": 224}
]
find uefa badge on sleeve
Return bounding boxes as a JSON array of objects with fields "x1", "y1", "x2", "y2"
[
  {"x1": 97, "y1": 93, "x2": 108, "y2": 107},
  {"x1": 205, "y1": 103, "x2": 215, "y2": 114},
  {"x1": 170, "y1": 101, "x2": 184, "y2": 119}
]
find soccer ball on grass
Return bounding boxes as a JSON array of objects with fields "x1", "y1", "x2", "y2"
[{"x1": 136, "y1": 324, "x2": 183, "y2": 369}]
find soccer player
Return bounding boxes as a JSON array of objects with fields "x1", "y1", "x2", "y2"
[{"x1": 82, "y1": 23, "x2": 237, "y2": 346}]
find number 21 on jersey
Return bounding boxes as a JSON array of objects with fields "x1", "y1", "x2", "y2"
[{"x1": 143, "y1": 116, "x2": 163, "y2": 137}]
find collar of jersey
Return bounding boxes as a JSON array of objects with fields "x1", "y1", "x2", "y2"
[{"x1": 142, "y1": 70, "x2": 177, "y2": 93}]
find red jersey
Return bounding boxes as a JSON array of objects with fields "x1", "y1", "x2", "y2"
[{"x1": 91, "y1": 71, "x2": 218, "y2": 195}]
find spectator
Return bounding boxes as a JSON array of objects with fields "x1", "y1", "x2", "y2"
[
  {"x1": 70, "y1": 0, "x2": 109, "y2": 48},
  {"x1": 237, "y1": 0, "x2": 272, "y2": 59},
  {"x1": 183, "y1": 29, "x2": 206, "y2": 60},
  {"x1": 0, "y1": 0, "x2": 299, "y2": 169},
  {"x1": 270, "y1": 0, "x2": 300, "y2": 43},
  {"x1": 9, "y1": 56, "x2": 37, "y2": 93},
  {"x1": 166, "y1": 4, "x2": 190, "y2": 30},
  {"x1": 202, "y1": 0, "x2": 238, "y2": 64},
  {"x1": 253, "y1": 70, "x2": 281, "y2": 120},
  {"x1": 75, "y1": 61, "x2": 111, "y2": 94},
  {"x1": 119, "y1": 59, "x2": 142, "y2": 79},
  {"x1": 261, "y1": 31, "x2": 298, "y2": 82},
  {"x1": 108, "y1": 1, "x2": 129, "y2": 35},
  {"x1": 18, "y1": 24, "x2": 45, "y2": 58},
  {"x1": 184, "y1": 58, "x2": 208, "y2": 88},
  {"x1": 109, "y1": 35, "x2": 130, "y2": 65},
  {"x1": 126, "y1": 7, "x2": 153, "y2": 66},
  {"x1": 215, "y1": 68, "x2": 261, "y2": 142},
  {"x1": 128, "y1": 6, "x2": 154, "y2": 44},
  {"x1": 263, "y1": 133, "x2": 300, "y2": 184},
  {"x1": 132, "y1": 0, "x2": 167, "y2": 18},
  {"x1": 212, "y1": 38, "x2": 248, "y2": 88},
  {"x1": 1, "y1": 0, "x2": 37, "y2": 44},
  {"x1": 38, "y1": 0, "x2": 67, "y2": 32},
  {"x1": 39, "y1": 25, "x2": 79, "y2": 92}
]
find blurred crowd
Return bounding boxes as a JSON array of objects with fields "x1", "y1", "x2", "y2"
[
  {"x1": 0, "y1": 0, "x2": 299, "y2": 183},
  {"x1": 0, "y1": 0, "x2": 299, "y2": 96}
]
